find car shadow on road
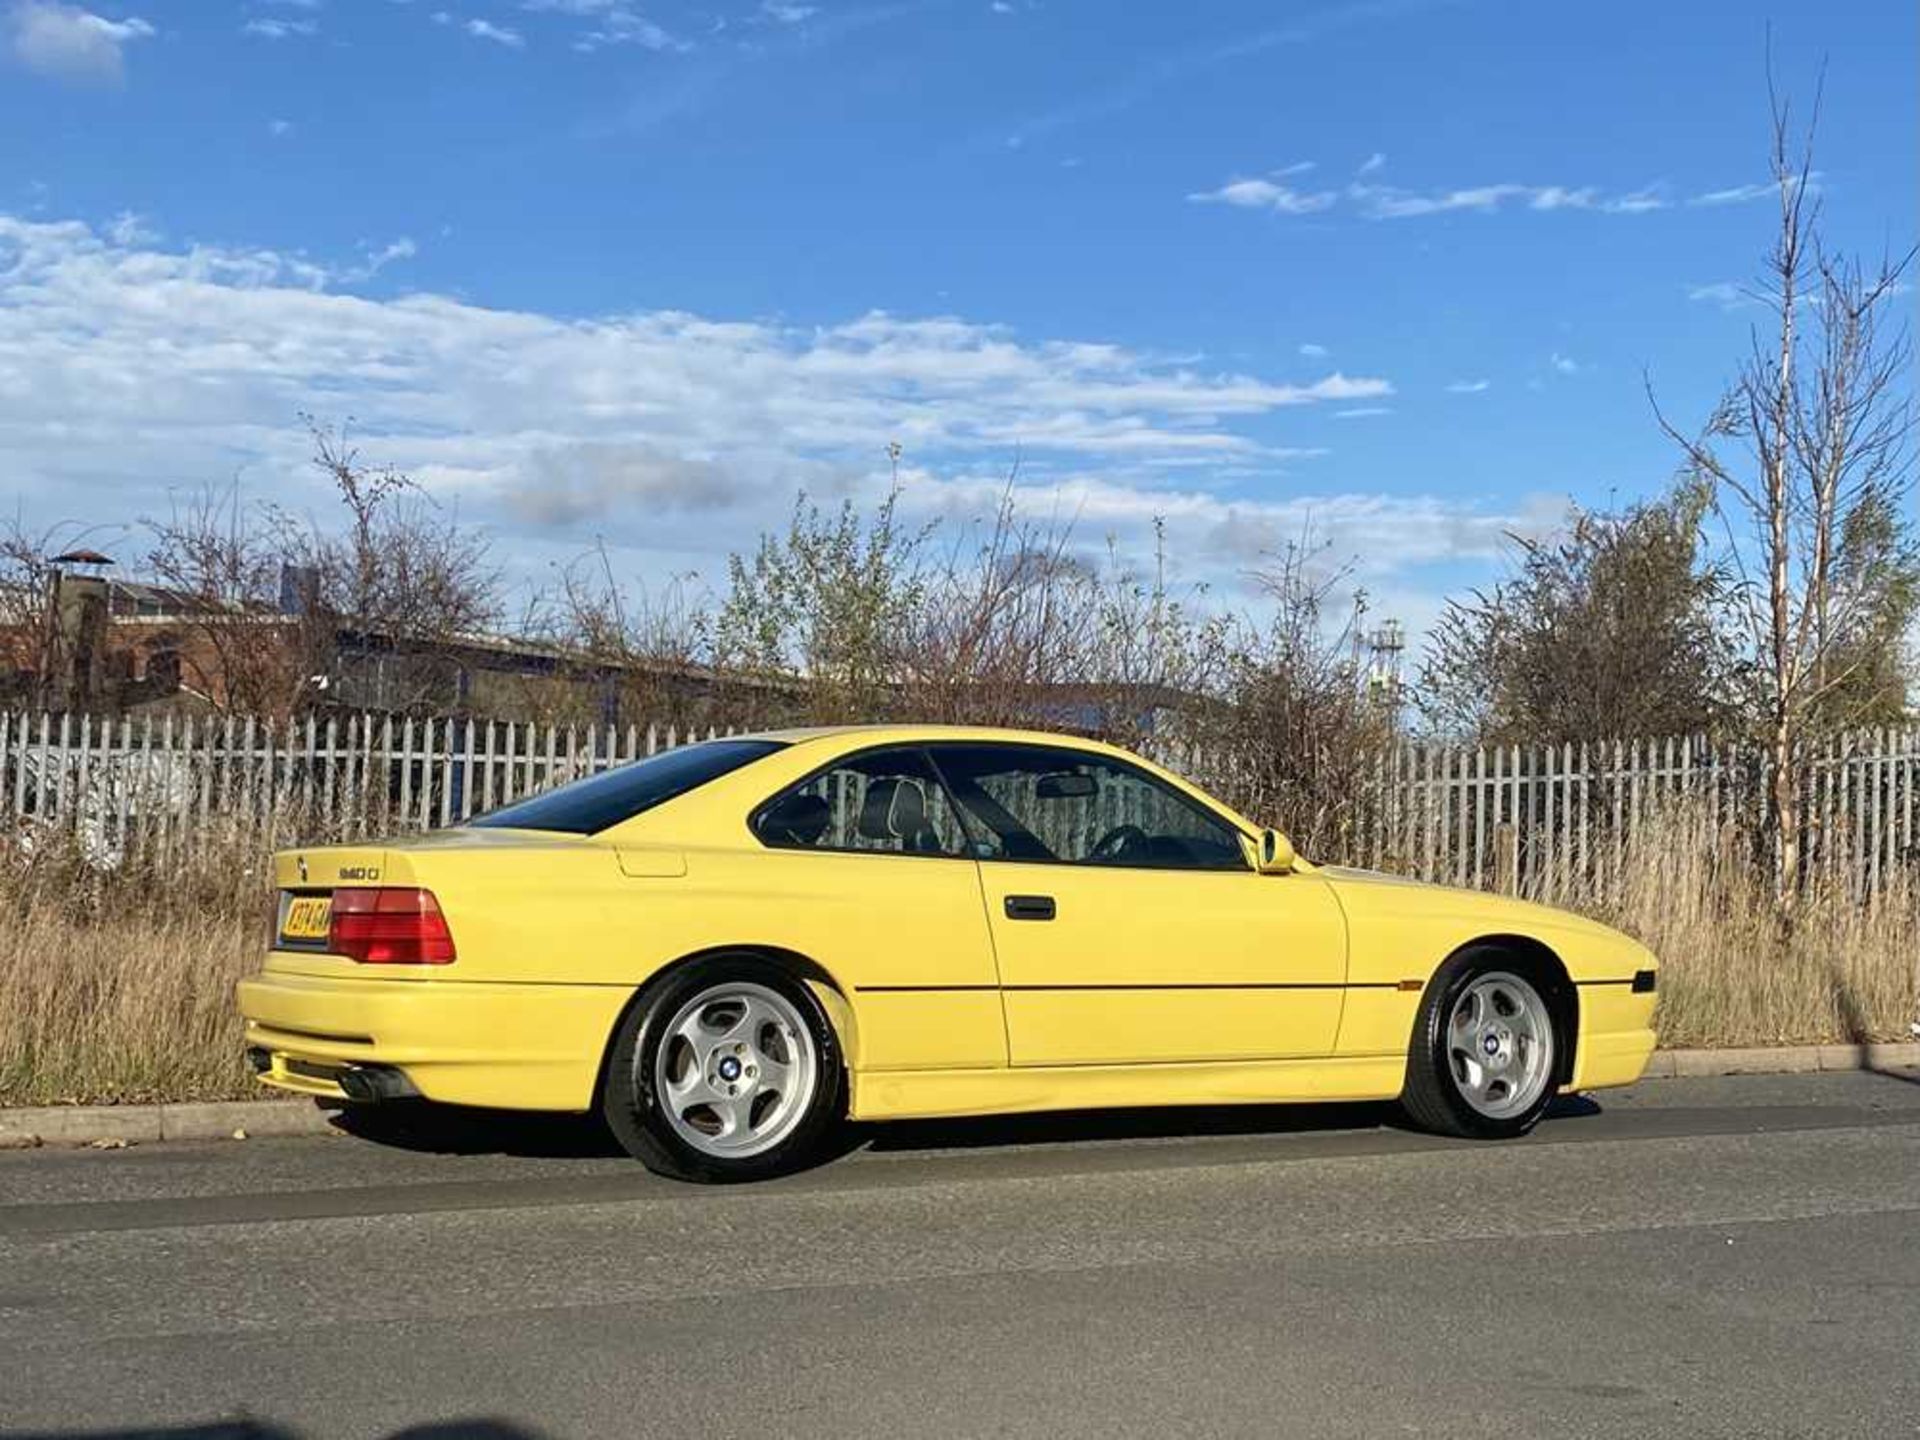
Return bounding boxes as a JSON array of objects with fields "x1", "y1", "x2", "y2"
[
  {"x1": 325, "y1": 1101, "x2": 626, "y2": 1159},
  {"x1": 8, "y1": 1422, "x2": 546, "y2": 1440},
  {"x1": 856, "y1": 1091, "x2": 1602, "y2": 1154},
  {"x1": 322, "y1": 1090, "x2": 1605, "y2": 1163}
]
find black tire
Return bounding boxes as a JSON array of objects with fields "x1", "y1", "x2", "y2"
[
  {"x1": 1400, "y1": 946, "x2": 1560, "y2": 1139},
  {"x1": 600, "y1": 954, "x2": 846, "y2": 1183}
]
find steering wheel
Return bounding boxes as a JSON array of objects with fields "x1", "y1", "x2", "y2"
[{"x1": 1089, "y1": 823, "x2": 1151, "y2": 864}]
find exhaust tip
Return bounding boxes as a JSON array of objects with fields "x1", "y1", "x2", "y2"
[{"x1": 336, "y1": 1064, "x2": 420, "y2": 1104}]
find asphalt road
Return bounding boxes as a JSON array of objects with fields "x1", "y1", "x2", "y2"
[{"x1": 2, "y1": 1071, "x2": 1917, "y2": 1440}]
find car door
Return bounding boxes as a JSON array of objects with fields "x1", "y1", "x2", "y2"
[
  {"x1": 750, "y1": 744, "x2": 1006, "y2": 1073},
  {"x1": 926, "y1": 741, "x2": 1348, "y2": 1068}
]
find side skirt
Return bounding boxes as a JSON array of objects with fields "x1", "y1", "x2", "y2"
[{"x1": 849, "y1": 1053, "x2": 1409, "y2": 1122}]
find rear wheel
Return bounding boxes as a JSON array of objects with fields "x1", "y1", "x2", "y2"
[
  {"x1": 1401, "y1": 949, "x2": 1559, "y2": 1139},
  {"x1": 601, "y1": 956, "x2": 845, "y2": 1182}
]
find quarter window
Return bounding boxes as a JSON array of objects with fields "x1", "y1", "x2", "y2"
[
  {"x1": 469, "y1": 738, "x2": 785, "y2": 835},
  {"x1": 927, "y1": 744, "x2": 1247, "y2": 871},
  {"x1": 754, "y1": 748, "x2": 971, "y2": 858}
]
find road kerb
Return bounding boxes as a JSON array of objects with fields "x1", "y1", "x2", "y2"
[
  {"x1": 157, "y1": 1100, "x2": 338, "y2": 1142},
  {"x1": 1666, "y1": 1046, "x2": 1822, "y2": 1077},
  {"x1": 2, "y1": 1044, "x2": 1916, "y2": 1149},
  {"x1": 1637, "y1": 1052, "x2": 1675, "y2": 1079},
  {"x1": 0, "y1": 1105, "x2": 165, "y2": 1149},
  {"x1": 0, "y1": 1100, "x2": 333, "y2": 1149}
]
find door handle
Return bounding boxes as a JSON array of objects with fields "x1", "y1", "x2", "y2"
[{"x1": 1004, "y1": 894, "x2": 1056, "y2": 921}]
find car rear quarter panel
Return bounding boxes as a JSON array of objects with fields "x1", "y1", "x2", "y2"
[{"x1": 295, "y1": 838, "x2": 1006, "y2": 1075}]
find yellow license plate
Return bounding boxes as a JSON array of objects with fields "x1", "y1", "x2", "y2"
[{"x1": 282, "y1": 896, "x2": 332, "y2": 943}]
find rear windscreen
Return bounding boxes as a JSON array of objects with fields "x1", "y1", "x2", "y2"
[{"x1": 468, "y1": 738, "x2": 786, "y2": 834}]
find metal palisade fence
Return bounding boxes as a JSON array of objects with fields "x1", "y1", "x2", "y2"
[
  {"x1": 0, "y1": 711, "x2": 737, "y2": 868},
  {"x1": 0, "y1": 709, "x2": 1916, "y2": 897},
  {"x1": 1173, "y1": 728, "x2": 1920, "y2": 903}
]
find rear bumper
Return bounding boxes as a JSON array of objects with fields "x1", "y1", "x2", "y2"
[{"x1": 236, "y1": 968, "x2": 631, "y2": 1112}]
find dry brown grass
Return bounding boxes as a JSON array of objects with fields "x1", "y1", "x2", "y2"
[
  {"x1": 0, "y1": 830, "x2": 272, "y2": 1106},
  {"x1": 1, "y1": 804, "x2": 1913, "y2": 1106},
  {"x1": 1572, "y1": 804, "x2": 1920, "y2": 1049}
]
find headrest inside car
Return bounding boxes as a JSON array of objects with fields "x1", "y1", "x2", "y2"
[{"x1": 857, "y1": 776, "x2": 927, "y2": 841}]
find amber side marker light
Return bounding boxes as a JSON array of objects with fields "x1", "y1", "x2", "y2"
[{"x1": 329, "y1": 887, "x2": 456, "y2": 965}]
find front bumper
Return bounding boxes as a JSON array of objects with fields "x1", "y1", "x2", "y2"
[
  {"x1": 1568, "y1": 982, "x2": 1660, "y2": 1091},
  {"x1": 237, "y1": 966, "x2": 631, "y2": 1112}
]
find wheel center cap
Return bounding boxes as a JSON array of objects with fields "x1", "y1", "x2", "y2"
[
  {"x1": 1483, "y1": 1032, "x2": 1502, "y2": 1058},
  {"x1": 716, "y1": 1055, "x2": 742, "y2": 1083}
]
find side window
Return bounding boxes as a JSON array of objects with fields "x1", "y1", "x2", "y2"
[
  {"x1": 928, "y1": 744, "x2": 1247, "y2": 871},
  {"x1": 753, "y1": 748, "x2": 971, "y2": 858}
]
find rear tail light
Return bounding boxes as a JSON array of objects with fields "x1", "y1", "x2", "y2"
[{"x1": 329, "y1": 888, "x2": 457, "y2": 965}]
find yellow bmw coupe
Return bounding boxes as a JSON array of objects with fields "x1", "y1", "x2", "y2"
[{"x1": 239, "y1": 725, "x2": 1659, "y2": 1181}]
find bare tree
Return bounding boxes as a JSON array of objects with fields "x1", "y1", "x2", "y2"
[
  {"x1": 900, "y1": 475, "x2": 1101, "y2": 727},
  {"x1": 146, "y1": 423, "x2": 505, "y2": 717},
  {"x1": 1176, "y1": 534, "x2": 1394, "y2": 854},
  {"x1": 522, "y1": 539, "x2": 734, "y2": 727},
  {"x1": 1657, "y1": 76, "x2": 1917, "y2": 898},
  {"x1": 295, "y1": 422, "x2": 502, "y2": 711},
  {"x1": 144, "y1": 482, "x2": 311, "y2": 715},
  {"x1": 0, "y1": 516, "x2": 117, "y2": 707}
]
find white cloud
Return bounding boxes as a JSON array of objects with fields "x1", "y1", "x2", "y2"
[
  {"x1": 1333, "y1": 406, "x2": 1392, "y2": 419},
  {"x1": 1549, "y1": 352, "x2": 1579, "y2": 375},
  {"x1": 103, "y1": 209, "x2": 155, "y2": 245},
  {"x1": 0, "y1": 214, "x2": 1496, "y2": 604},
  {"x1": 465, "y1": 17, "x2": 523, "y2": 45},
  {"x1": 1527, "y1": 186, "x2": 1599, "y2": 211},
  {"x1": 1691, "y1": 174, "x2": 1817, "y2": 207},
  {"x1": 1196, "y1": 167, "x2": 1669, "y2": 222},
  {"x1": 1445, "y1": 378, "x2": 1490, "y2": 394},
  {"x1": 242, "y1": 16, "x2": 318, "y2": 39},
  {"x1": 5, "y1": 1, "x2": 153, "y2": 85},
  {"x1": 508, "y1": 444, "x2": 750, "y2": 525},
  {"x1": 0, "y1": 214, "x2": 1388, "y2": 469},
  {"x1": 539, "y1": 1, "x2": 684, "y2": 52},
  {"x1": 1188, "y1": 177, "x2": 1336, "y2": 215},
  {"x1": 1687, "y1": 281, "x2": 1745, "y2": 308},
  {"x1": 1350, "y1": 181, "x2": 1665, "y2": 219},
  {"x1": 560, "y1": 3, "x2": 687, "y2": 51},
  {"x1": 1606, "y1": 186, "x2": 1668, "y2": 214},
  {"x1": 269, "y1": 117, "x2": 293, "y2": 136},
  {"x1": 889, "y1": 465, "x2": 1525, "y2": 602},
  {"x1": 1298, "y1": 342, "x2": 1329, "y2": 358},
  {"x1": 990, "y1": 0, "x2": 1014, "y2": 11},
  {"x1": 760, "y1": 1, "x2": 815, "y2": 21},
  {"x1": 338, "y1": 235, "x2": 418, "y2": 283}
]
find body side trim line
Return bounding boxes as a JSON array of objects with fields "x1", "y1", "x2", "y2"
[{"x1": 855, "y1": 981, "x2": 1401, "y2": 994}]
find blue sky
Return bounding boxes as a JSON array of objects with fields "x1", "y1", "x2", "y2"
[{"x1": 1, "y1": 0, "x2": 1914, "y2": 638}]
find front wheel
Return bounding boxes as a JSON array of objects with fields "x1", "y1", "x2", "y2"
[
  {"x1": 601, "y1": 957, "x2": 845, "y2": 1182},
  {"x1": 1400, "y1": 950, "x2": 1559, "y2": 1139}
]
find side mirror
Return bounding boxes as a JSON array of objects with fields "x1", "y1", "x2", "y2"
[{"x1": 1254, "y1": 827, "x2": 1295, "y2": 875}]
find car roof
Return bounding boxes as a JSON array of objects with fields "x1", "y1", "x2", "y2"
[
  {"x1": 609, "y1": 721, "x2": 1263, "y2": 846},
  {"x1": 744, "y1": 723, "x2": 1125, "y2": 751}
]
